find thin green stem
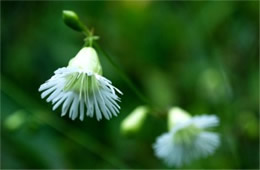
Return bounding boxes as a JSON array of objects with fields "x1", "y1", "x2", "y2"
[
  {"x1": 82, "y1": 24, "x2": 91, "y2": 36},
  {"x1": 81, "y1": 26, "x2": 152, "y2": 106},
  {"x1": 94, "y1": 43, "x2": 151, "y2": 105}
]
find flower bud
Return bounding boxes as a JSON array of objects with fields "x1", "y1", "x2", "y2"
[
  {"x1": 62, "y1": 10, "x2": 85, "y2": 32},
  {"x1": 4, "y1": 110, "x2": 27, "y2": 130},
  {"x1": 120, "y1": 106, "x2": 149, "y2": 136}
]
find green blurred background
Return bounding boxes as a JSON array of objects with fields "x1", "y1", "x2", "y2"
[{"x1": 1, "y1": 1, "x2": 259, "y2": 169}]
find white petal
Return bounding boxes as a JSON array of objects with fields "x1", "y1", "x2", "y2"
[
  {"x1": 92, "y1": 78, "x2": 102, "y2": 121},
  {"x1": 39, "y1": 81, "x2": 56, "y2": 91},
  {"x1": 79, "y1": 99, "x2": 85, "y2": 121},
  {"x1": 39, "y1": 67, "x2": 122, "y2": 121},
  {"x1": 70, "y1": 95, "x2": 79, "y2": 120},
  {"x1": 62, "y1": 93, "x2": 74, "y2": 116},
  {"x1": 41, "y1": 85, "x2": 57, "y2": 99},
  {"x1": 46, "y1": 87, "x2": 62, "y2": 102},
  {"x1": 52, "y1": 93, "x2": 68, "y2": 111},
  {"x1": 193, "y1": 115, "x2": 219, "y2": 129}
]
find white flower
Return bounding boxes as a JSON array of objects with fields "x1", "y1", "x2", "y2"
[
  {"x1": 153, "y1": 108, "x2": 220, "y2": 167},
  {"x1": 39, "y1": 47, "x2": 122, "y2": 121}
]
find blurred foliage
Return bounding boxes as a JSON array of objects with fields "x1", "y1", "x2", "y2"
[{"x1": 1, "y1": 1, "x2": 259, "y2": 169}]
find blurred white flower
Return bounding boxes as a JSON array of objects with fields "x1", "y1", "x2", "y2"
[
  {"x1": 39, "y1": 47, "x2": 122, "y2": 121},
  {"x1": 153, "y1": 107, "x2": 220, "y2": 167}
]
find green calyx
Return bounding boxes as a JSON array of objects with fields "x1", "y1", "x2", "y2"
[
  {"x1": 68, "y1": 47, "x2": 102, "y2": 75},
  {"x1": 168, "y1": 107, "x2": 191, "y2": 130},
  {"x1": 84, "y1": 32, "x2": 99, "y2": 47}
]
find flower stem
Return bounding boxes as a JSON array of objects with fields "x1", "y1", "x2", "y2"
[
  {"x1": 94, "y1": 42, "x2": 151, "y2": 105},
  {"x1": 80, "y1": 24, "x2": 152, "y2": 106}
]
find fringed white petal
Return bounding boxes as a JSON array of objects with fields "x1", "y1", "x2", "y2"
[
  {"x1": 153, "y1": 114, "x2": 220, "y2": 167},
  {"x1": 192, "y1": 115, "x2": 219, "y2": 128},
  {"x1": 39, "y1": 67, "x2": 122, "y2": 121}
]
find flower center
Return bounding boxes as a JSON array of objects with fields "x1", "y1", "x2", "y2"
[
  {"x1": 173, "y1": 124, "x2": 201, "y2": 145},
  {"x1": 64, "y1": 72, "x2": 99, "y2": 97}
]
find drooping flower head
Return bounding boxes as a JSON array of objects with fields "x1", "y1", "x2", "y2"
[
  {"x1": 39, "y1": 47, "x2": 122, "y2": 121},
  {"x1": 153, "y1": 107, "x2": 220, "y2": 167}
]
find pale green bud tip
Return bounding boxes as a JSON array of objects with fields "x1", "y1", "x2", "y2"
[
  {"x1": 4, "y1": 110, "x2": 26, "y2": 130},
  {"x1": 69, "y1": 47, "x2": 102, "y2": 74},
  {"x1": 120, "y1": 106, "x2": 149, "y2": 135},
  {"x1": 62, "y1": 10, "x2": 84, "y2": 32},
  {"x1": 168, "y1": 107, "x2": 191, "y2": 130}
]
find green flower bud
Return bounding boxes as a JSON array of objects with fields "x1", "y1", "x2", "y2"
[
  {"x1": 120, "y1": 106, "x2": 149, "y2": 136},
  {"x1": 168, "y1": 107, "x2": 191, "y2": 130},
  {"x1": 4, "y1": 110, "x2": 27, "y2": 130},
  {"x1": 62, "y1": 10, "x2": 85, "y2": 32}
]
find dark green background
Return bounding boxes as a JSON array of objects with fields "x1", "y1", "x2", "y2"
[{"x1": 1, "y1": 1, "x2": 259, "y2": 169}]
